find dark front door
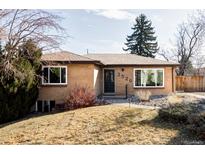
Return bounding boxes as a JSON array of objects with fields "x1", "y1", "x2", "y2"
[{"x1": 104, "y1": 69, "x2": 115, "y2": 93}]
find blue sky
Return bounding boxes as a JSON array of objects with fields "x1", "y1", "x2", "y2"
[{"x1": 54, "y1": 10, "x2": 194, "y2": 55}]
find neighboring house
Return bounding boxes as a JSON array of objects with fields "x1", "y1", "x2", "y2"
[{"x1": 37, "y1": 51, "x2": 178, "y2": 112}]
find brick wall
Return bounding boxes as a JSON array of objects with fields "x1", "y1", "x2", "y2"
[
  {"x1": 38, "y1": 64, "x2": 176, "y2": 104},
  {"x1": 103, "y1": 66, "x2": 175, "y2": 96},
  {"x1": 38, "y1": 64, "x2": 96, "y2": 103}
]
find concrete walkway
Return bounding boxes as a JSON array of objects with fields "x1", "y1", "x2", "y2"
[
  {"x1": 104, "y1": 98, "x2": 161, "y2": 110},
  {"x1": 106, "y1": 92, "x2": 205, "y2": 110},
  {"x1": 177, "y1": 92, "x2": 205, "y2": 99},
  {"x1": 111, "y1": 103, "x2": 161, "y2": 110}
]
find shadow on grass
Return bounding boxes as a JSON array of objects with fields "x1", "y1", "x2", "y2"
[
  {"x1": 114, "y1": 104, "x2": 205, "y2": 145},
  {"x1": 114, "y1": 108, "x2": 158, "y2": 128},
  {"x1": 0, "y1": 110, "x2": 67, "y2": 129},
  {"x1": 138, "y1": 117, "x2": 195, "y2": 145},
  {"x1": 0, "y1": 104, "x2": 109, "y2": 129}
]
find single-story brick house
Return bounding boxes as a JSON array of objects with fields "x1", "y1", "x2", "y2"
[{"x1": 36, "y1": 51, "x2": 178, "y2": 112}]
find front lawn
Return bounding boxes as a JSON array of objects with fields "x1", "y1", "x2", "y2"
[{"x1": 0, "y1": 105, "x2": 203, "y2": 144}]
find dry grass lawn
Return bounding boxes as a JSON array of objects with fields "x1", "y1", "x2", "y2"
[
  {"x1": 0, "y1": 105, "x2": 188, "y2": 144},
  {"x1": 167, "y1": 94, "x2": 199, "y2": 104}
]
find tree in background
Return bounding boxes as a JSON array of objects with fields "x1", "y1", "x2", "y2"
[
  {"x1": 184, "y1": 59, "x2": 194, "y2": 75},
  {"x1": 0, "y1": 10, "x2": 66, "y2": 123},
  {"x1": 176, "y1": 22, "x2": 205, "y2": 75},
  {"x1": 123, "y1": 14, "x2": 159, "y2": 58},
  {"x1": 193, "y1": 55, "x2": 205, "y2": 75},
  {"x1": 158, "y1": 11, "x2": 205, "y2": 75},
  {"x1": 0, "y1": 9, "x2": 66, "y2": 81}
]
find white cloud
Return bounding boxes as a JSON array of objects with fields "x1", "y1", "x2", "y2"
[{"x1": 87, "y1": 9, "x2": 135, "y2": 21}]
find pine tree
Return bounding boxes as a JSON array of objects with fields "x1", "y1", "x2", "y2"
[{"x1": 123, "y1": 14, "x2": 159, "y2": 58}]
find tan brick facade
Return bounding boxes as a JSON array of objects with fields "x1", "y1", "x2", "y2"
[
  {"x1": 38, "y1": 63, "x2": 99, "y2": 103},
  {"x1": 38, "y1": 64, "x2": 176, "y2": 103},
  {"x1": 103, "y1": 66, "x2": 176, "y2": 96}
]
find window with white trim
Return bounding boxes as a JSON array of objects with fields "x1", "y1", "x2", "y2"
[
  {"x1": 42, "y1": 66, "x2": 67, "y2": 85},
  {"x1": 134, "y1": 68, "x2": 164, "y2": 87}
]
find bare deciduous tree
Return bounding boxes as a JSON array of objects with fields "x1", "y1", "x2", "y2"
[
  {"x1": 175, "y1": 20, "x2": 205, "y2": 75},
  {"x1": 0, "y1": 10, "x2": 12, "y2": 38},
  {"x1": 158, "y1": 48, "x2": 171, "y2": 62},
  {"x1": 0, "y1": 9, "x2": 66, "y2": 80},
  {"x1": 192, "y1": 55, "x2": 205, "y2": 75},
  {"x1": 0, "y1": 9, "x2": 65, "y2": 50},
  {"x1": 158, "y1": 11, "x2": 205, "y2": 76}
]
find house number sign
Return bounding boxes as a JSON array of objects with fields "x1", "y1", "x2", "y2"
[{"x1": 117, "y1": 72, "x2": 132, "y2": 83}]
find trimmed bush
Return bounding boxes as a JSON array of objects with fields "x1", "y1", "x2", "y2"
[{"x1": 65, "y1": 86, "x2": 96, "y2": 110}]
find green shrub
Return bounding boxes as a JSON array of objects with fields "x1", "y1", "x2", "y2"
[
  {"x1": 158, "y1": 103, "x2": 205, "y2": 140},
  {"x1": 158, "y1": 103, "x2": 198, "y2": 123},
  {"x1": 0, "y1": 40, "x2": 41, "y2": 124},
  {"x1": 187, "y1": 112, "x2": 205, "y2": 140},
  {"x1": 0, "y1": 79, "x2": 39, "y2": 124}
]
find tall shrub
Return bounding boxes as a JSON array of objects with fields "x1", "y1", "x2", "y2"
[{"x1": 0, "y1": 40, "x2": 42, "y2": 124}]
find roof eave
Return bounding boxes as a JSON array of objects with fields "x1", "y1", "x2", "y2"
[
  {"x1": 40, "y1": 60, "x2": 102, "y2": 65},
  {"x1": 103, "y1": 64, "x2": 180, "y2": 67}
]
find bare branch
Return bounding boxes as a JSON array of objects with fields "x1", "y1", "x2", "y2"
[
  {"x1": 0, "y1": 9, "x2": 66, "y2": 50},
  {"x1": 158, "y1": 49, "x2": 170, "y2": 61},
  {"x1": 175, "y1": 19, "x2": 205, "y2": 75},
  {"x1": 0, "y1": 9, "x2": 67, "y2": 80},
  {"x1": 158, "y1": 11, "x2": 205, "y2": 75}
]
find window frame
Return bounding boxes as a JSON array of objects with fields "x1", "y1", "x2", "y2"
[
  {"x1": 35, "y1": 100, "x2": 56, "y2": 112},
  {"x1": 133, "y1": 68, "x2": 165, "y2": 88},
  {"x1": 42, "y1": 66, "x2": 67, "y2": 85}
]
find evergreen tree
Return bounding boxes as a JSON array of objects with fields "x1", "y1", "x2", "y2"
[
  {"x1": 0, "y1": 39, "x2": 2, "y2": 54},
  {"x1": 123, "y1": 14, "x2": 159, "y2": 58},
  {"x1": 0, "y1": 39, "x2": 42, "y2": 124}
]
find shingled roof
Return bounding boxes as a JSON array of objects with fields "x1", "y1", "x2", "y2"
[
  {"x1": 41, "y1": 51, "x2": 179, "y2": 66},
  {"x1": 41, "y1": 51, "x2": 99, "y2": 62},
  {"x1": 85, "y1": 53, "x2": 179, "y2": 66}
]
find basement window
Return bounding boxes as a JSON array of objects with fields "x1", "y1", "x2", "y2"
[
  {"x1": 133, "y1": 68, "x2": 164, "y2": 88},
  {"x1": 36, "y1": 100, "x2": 56, "y2": 112},
  {"x1": 42, "y1": 66, "x2": 67, "y2": 85}
]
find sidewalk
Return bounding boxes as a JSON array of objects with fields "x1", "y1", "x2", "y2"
[
  {"x1": 111, "y1": 102, "x2": 161, "y2": 110},
  {"x1": 177, "y1": 92, "x2": 205, "y2": 99}
]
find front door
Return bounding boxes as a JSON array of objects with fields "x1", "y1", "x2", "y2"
[{"x1": 104, "y1": 69, "x2": 115, "y2": 93}]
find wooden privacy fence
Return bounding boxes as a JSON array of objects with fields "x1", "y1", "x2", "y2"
[{"x1": 176, "y1": 76, "x2": 205, "y2": 92}]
